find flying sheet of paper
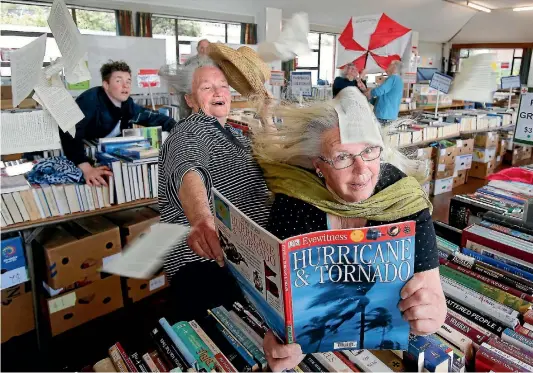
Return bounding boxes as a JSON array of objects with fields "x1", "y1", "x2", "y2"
[
  {"x1": 1, "y1": 110, "x2": 62, "y2": 155},
  {"x1": 258, "y1": 13, "x2": 310, "y2": 62},
  {"x1": 47, "y1": 0, "x2": 86, "y2": 83},
  {"x1": 10, "y1": 33, "x2": 47, "y2": 107},
  {"x1": 101, "y1": 223, "x2": 190, "y2": 279},
  {"x1": 70, "y1": 57, "x2": 91, "y2": 83},
  {"x1": 34, "y1": 71, "x2": 83, "y2": 135},
  {"x1": 450, "y1": 53, "x2": 498, "y2": 103}
]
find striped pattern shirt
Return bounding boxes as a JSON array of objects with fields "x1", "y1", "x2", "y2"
[{"x1": 158, "y1": 111, "x2": 271, "y2": 279}]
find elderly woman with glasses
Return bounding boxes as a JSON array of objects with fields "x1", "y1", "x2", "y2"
[{"x1": 253, "y1": 87, "x2": 446, "y2": 371}]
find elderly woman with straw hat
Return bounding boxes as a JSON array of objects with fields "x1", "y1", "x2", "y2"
[
  {"x1": 252, "y1": 87, "x2": 446, "y2": 371},
  {"x1": 158, "y1": 44, "x2": 274, "y2": 319}
]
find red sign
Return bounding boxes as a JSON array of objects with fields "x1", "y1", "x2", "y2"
[
  {"x1": 501, "y1": 62, "x2": 510, "y2": 69},
  {"x1": 137, "y1": 69, "x2": 161, "y2": 88}
]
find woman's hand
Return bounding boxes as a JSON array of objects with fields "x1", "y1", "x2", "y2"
[
  {"x1": 398, "y1": 268, "x2": 446, "y2": 335},
  {"x1": 79, "y1": 162, "x2": 113, "y2": 186},
  {"x1": 263, "y1": 331, "x2": 304, "y2": 372},
  {"x1": 187, "y1": 215, "x2": 224, "y2": 267}
]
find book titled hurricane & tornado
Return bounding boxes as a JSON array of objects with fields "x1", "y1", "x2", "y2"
[{"x1": 212, "y1": 188, "x2": 415, "y2": 353}]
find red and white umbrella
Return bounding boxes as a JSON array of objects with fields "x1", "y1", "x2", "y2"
[{"x1": 337, "y1": 13, "x2": 411, "y2": 73}]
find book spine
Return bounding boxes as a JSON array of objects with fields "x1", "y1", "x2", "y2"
[
  {"x1": 441, "y1": 276, "x2": 519, "y2": 328},
  {"x1": 148, "y1": 351, "x2": 168, "y2": 373},
  {"x1": 437, "y1": 322, "x2": 474, "y2": 354},
  {"x1": 473, "y1": 260, "x2": 533, "y2": 296},
  {"x1": 215, "y1": 321, "x2": 257, "y2": 371},
  {"x1": 150, "y1": 325, "x2": 187, "y2": 372},
  {"x1": 158, "y1": 319, "x2": 195, "y2": 370},
  {"x1": 115, "y1": 342, "x2": 138, "y2": 372},
  {"x1": 447, "y1": 309, "x2": 495, "y2": 338},
  {"x1": 280, "y1": 241, "x2": 295, "y2": 344},
  {"x1": 461, "y1": 248, "x2": 533, "y2": 282},
  {"x1": 210, "y1": 307, "x2": 267, "y2": 369},
  {"x1": 93, "y1": 357, "x2": 117, "y2": 372},
  {"x1": 472, "y1": 244, "x2": 533, "y2": 277},
  {"x1": 480, "y1": 344, "x2": 530, "y2": 371},
  {"x1": 172, "y1": 321, "x2": 218, "y2": 372},
  {"x1": 475, "y1": 348, "x2": 521, "y2": 372},
  {"x1": 479, "y1": 220, "x2": 533, "y2": 243},
  {"x1": 515, "y1": 325, "x2": 533, "y2": 338},
  {"x1": 445, "y1": 297, "x2": 506, "y2": 336},
  {"x1": 130, "y1": 352, "x2": 150, "y2": 372},
  {"x1": 486, "y1": 337, "x2": 533, "y2": 366},
  {"x1": 12, "y1": 191, "x2": 30, "y2": 221},
  {"x1": 189, "y1": 320, "x2": 237, "y2": 373},
  {"x1": 231, "y1": 302, "x2": 268, "y2": 338},
  {"x1": 312, "y1": 352, "x2": 353, "y2": 372},
  {"x1": 31, "y1": 188, "x2": 46, "y2": 219},
  {"x1": 302, "y1": 354, "x2": 328, "y2": 372},
  {"x1": 445, "y1": 313, "x2": 490, "y2": 347},
  {"x1": 440, "y1": 264, "x2": 532, "y2": 313},
  {"x1": 502, "y1": 328, "x2": 533, "y2": 352},
  {"x1": 20, "y1": 190, "x2": 40, "y2": 220},
  {"x1": 108, "y1": 345, "x2": 129, "y2": 372},
  {"x1": 2, "y1": 194, "x2": 23, "y2": 222},
  {"x1": 333, "y1": 351, "x2": 361, "y2": 372},
  {"x1": 525, "y1": 309, "x2": 533, "y2": 324},
  {"x1": 41, "y1": 185, "x2": 60, "y2": 216},
  {"x1": 228, "y1": 311, "x2": 263, "y2": 352},
  {"x1": 442, "y1": 256, "x2": 533, "y2": 302},
  {"x1": 346, "y1": 350, "x2": 393, "y2": 373},
  {"x1": 142, "y1": 353, "x2": 160, "y2": 373}
]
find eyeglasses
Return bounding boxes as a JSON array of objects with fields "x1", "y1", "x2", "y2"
[{"x1": 319, "y1": 146, "x2": 383, "y2": 170}]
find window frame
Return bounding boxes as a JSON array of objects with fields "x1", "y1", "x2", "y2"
[{"x1": 295, "y1": 31, "x2": 338, "y2": 85}]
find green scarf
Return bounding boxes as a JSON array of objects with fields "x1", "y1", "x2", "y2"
[{"x1": 260, "y1": 161, "x2": 432, "y2": 222}]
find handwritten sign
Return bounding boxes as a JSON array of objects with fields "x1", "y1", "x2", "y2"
[
  {"x1": 290, "y1": 71, "x2": 312, "y2": 97},
  {"x1": 513, "y1": 92, "x2": 533, "y2": 147},
  {"x1": 429, "y1": 72, "x2": 453, "y2": 94},
  {"x1": 270, "y1": 71, "x2": 285, "y2": 86},
  {"x1": 0, "y1": 266, "x2": 29, "y2": 290},
  {"x1": 149, "y1": 275, "x2": 166, "y2": 291},
  {"x1": 48, "y1": 292, "x2": 76, "y2": 314},
  {"x1": 501, "y1": 75, "x2": 521, "y2": 90},
  {"x1": 137, "y1": 69, "x2": 161, "y2": 88}
]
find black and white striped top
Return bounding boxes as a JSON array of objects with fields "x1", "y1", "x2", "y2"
[{"x1": 158, "y1": 110, "x2": 271, "y2": 279}]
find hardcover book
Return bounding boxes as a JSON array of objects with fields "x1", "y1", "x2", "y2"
[{"x1": 212, "y1": 188, "x2": 415, "y2": 353}]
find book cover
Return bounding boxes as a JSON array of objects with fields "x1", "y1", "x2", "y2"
[
  {"x1": 171, "y1": 320, "x2": 218, "y2": 372},
  {"x1": 150, "y1": 323, "x2": 189, "y2": 372},
  {"x1": 212, "y1": 188, "x2": 414, "y2": 353}
]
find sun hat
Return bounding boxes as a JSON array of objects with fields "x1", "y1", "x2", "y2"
[{"x1": 208, "y1": 43, "x2": 271, "y2": 98}]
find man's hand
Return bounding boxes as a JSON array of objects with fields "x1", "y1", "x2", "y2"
[
  {"x1": 187, "y1": 215, "x2": 224, "y2": 266},
  {"x1": 263, "y1": 331, "x2": 304, "y2": 372},
  {"x1": 399, "y1": 268, "x2": 446, "y2": 335},
  {"x1": 79, "y1": 162, "x2": 113, "y2": 186}
]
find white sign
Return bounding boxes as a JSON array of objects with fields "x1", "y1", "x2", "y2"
[
  {"x1": 270, "y1": 70, "x2": 285, "y2": 86},
  {"x1": 137, "y1": 69, "x2": 161, "y2": 88},
  {"x1": 429, "y1": 72, "x2": 453, "y2": 94},
  {"x1": 501, "y1": 75, "x2": 521, "y2": 90},
  {"x1": 290, "y1": 71, "x2": 312, "y2": 97},
  {"x1": 513, "y1": 92, "x2": 533, "y2": 147}
]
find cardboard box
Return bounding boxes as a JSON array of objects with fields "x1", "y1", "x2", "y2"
[
  {"x1": 47, "y1": 275, "x2": 123, "y2": 336},
  {"x1": 1, "y1": 283, "x2": 34, "y2": 343},
  {"x1": 469, "y1": 160, "x2": 496, "y2": 179},
  {"x1": 495, "y1": 155, "x2": 503, "y2": 167},
  {"x1": 474, "y1": 132, "x2": 499, "y2": 148},
  {"x1": 454, "y1": 154, "x2": 473, "y2": 171},
  {"x1": 1, "y1": 85, "x2": 12, "y2": 100},
  {"x1": 497, "y1": 139, "x2": 506, "y2": 156},
  {"x1": 126, "y1": 270, "x2": 169, "y2": 303},
  {"x1": 472, "y1": 147, "x2": 497, "y2": 163},
  {"x1": 504, "y1": 146, "x2": 533, "y2": 165},
  {"x1": 416, "y1": 146, "x2": 434, "y2": 160},
  {"x1": 434, "y1": 146, "x2": 457, "y2": 165},
  {"x1": 1, "y1": 235, "x2": 29, "y2": 290},
  {"x1": 105, "y1": 207, "x2": 160, "y2": 246},
  {"x1": 431, "y1": 177, "x2": 454, "y2": 196},
  {"x1": 1, "y1": 98, "x2": 37, "y2": 109},
  {"x1": 35, "y1": 216, "x2": 122, "y2": 289},
  {"x1": 455, "y1": 138, "x2": 474, "y2": 155},
  {"x1": 453, "y1": 171, "x2": 467, "y2": 188},
  {"x1": 434, "y1": 162, "x2": 455, "y2": 180}
]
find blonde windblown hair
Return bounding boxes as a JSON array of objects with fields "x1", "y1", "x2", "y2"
[{"x1": 252, "y1": 99, "x2": 429, "y2": 182}]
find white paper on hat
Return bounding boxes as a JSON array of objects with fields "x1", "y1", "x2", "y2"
[
  {"x1": 257, "y1": 13, "x2": 310, "y2": 62},
  {"x1": 335, "y1": 87, "x2": 384, "y2": 147}
]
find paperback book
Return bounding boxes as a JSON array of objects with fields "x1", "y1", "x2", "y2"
[{"x1": 212, "y1": 188, "x2": 415, "y2": 353}]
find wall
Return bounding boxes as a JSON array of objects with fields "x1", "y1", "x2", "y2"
[{"x1": 418, "y1": 42, "x2": 443, "y2": 71}]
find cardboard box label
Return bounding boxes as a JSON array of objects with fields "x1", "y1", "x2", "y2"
[
  {"x1": 438, "y1": 164, "x2": 446, "y2": 172},
  {"x1": 49, "y1": 292, "x2": 76, "y2": 314},
  {"x1": 149, "y1": 275, "x2": 165, "y2": 291},
  {"x1": 456, "y1": 139, "x2": 463, "y2": 148},
  {"x1": 440, "y1": 149, "x2": 446, "y2": 156},
  {"x1": 1, "y1": 266, "x2": 29, "y2": 290}
]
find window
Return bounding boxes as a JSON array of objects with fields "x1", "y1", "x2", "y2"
[
  {"x1": 1, "y1": 1, "x2": 116, "y2": 76},
  {"x1": 295, "y1": 32, "x2": 338, "y2": 85},
  {"x1": 152, "y1": 15, "x2": 241, "y2": 65}
]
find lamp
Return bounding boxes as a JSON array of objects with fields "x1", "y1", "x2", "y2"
[
  {"x1": 467, "y1": 1, "x2": 492, "y2": 12},
  {"x1": 513, "y1": 6, "x2": 533, "y2": 11}
]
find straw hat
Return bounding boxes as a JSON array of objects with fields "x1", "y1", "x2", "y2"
[{"x1": 208, "y1": 43, "x2": 271, "y2": 98}]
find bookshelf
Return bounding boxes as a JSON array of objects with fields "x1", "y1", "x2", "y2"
[{"x1": 399, "y1": 100, "x2": 466, "y2": 115}]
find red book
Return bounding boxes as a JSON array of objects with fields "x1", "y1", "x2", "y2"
[
  {"x1": 115, "y1": 342, "x2": 138, "y2": 372},
  {"x1": 515, "y1": 325, "x2": 533, "y2": 339},
  {"x1": 461, "y1": 224, "x2": 533, "y2": 263},
  {"x1": 445, "y1": 313, "x2": 490, "y2": 347},
  {"x1": 149, "y1": 350, "x2": 169, "y2": 373},
  {"x1": 525, "y1": 309, "x2": 533, "y2": 325},
  {"x1": 333, "y1": 351, "x2": 361, "y2": 372},
  {"x1": 485, "y1": 337, "x2": 533, "y2": 366},
  {"x1": 476, "y1": 348, "x2": 522, "y2": 372}
]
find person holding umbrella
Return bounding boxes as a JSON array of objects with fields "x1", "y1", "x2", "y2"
[
  {"x1": 332, "y1": 63, "x2": 367, "y2": 97},
  {"x1": 365, "y1": 60, "x2": 404, "y2": 124}
]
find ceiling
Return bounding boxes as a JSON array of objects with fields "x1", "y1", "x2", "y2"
[{"x1": 108, "y1": 0, "x2": 533, "y2": 43}]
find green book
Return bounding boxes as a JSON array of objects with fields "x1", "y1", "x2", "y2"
[
  {"x1": 172, "y1": 321, "x2": 217, "y2": 372},
  {"x1": 440, "y1": 265, "x2": 531, "y2": 313}
]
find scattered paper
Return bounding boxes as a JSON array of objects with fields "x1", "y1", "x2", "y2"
[
  {"x1": 1, "y1": 110, "x2": 62, "y2": 155},
  {"x1": 69, "y1": 58, "x2": 91, "y2": 83},
  {"x1": 450, "y1": 53, "x2": 498, "y2": 103},
  {"x1": 34, "y1": 70, "x2": 84, "y2": 134},
  {"x1": 10, "y1": 33, "x2": 47, "y2": 107},
  {"x1": 101, "y1": 223, "x2": 190, "y2": 279},
  {"x1": 258, "y1": 13, "x2": 310, "y2": 62},
  {"x1": 47, "y1": 0, "x2": 85, "y2": 83}
]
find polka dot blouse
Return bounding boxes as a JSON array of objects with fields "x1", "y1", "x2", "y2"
[{"x1": 266, "y1": 163, "x2": 439, "y2": 273}]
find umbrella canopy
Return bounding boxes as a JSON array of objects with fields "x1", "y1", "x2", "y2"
[{"x1": 337, "y1": 13, "x2": 412, "y2": 73}]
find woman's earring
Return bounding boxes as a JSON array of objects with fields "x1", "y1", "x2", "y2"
[{"x1": 317, "y1": 170, "x2": 324, "y2": 178}]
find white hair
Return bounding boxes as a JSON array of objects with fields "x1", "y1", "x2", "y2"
[
  {"x1": 390, "y1": 60, "x2": 403, "y2": 75},
  {"x1": 341, "y1": 63, "x2": 357, "y2": 78}
]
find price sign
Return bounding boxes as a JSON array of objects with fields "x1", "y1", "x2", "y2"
[
  {"x1": 501, "y1": 75, "x2": 521, "y2": 90},
  {"x1": 429, "y1": 72, "x2": 453, "y2": 94},
  {"x1": 270, "y1": 71, "x2": 285, "y2": 86},
  {"x1": 290, "y1": 71, "x2": 312, "y2": 97},
  {"x1": 513, "y1": 92, "x2": 533, "y2": 147},
  {"x1": 137, "y1": 69, "x2": 161, "y2": 88}
]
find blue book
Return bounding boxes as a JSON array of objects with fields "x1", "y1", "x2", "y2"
[
  {"x1": 158, "y1": 318, "x2": 198, "y2": 370},
  {"x1": 101, "y1": 140, "x2": 150, "y2": 153},
  {"x1": 95, "y1": 152, "x2": 120, "y2": 165},
  {"x1": 172, "y1": 321, "x2": 217, "y2": 372},
  {"x1": 503, "y1": 328, "x2": 533, "y2": 351},
  {"x1": 408, "y1": 335, "x2": 450, "y2": 372},
  {"x1": 461, "y1": 248, "x2": 533, "y2": 282},
  {"x1": 212, "y1": 189, "x2": 415, "y2": 354},
  {"x1": 215, "y1": 320, "x2": 258, "y2": 370}
]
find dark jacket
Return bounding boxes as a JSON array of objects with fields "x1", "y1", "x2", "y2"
[
  {"x1": 59, "y1": 86, "x2": 177, "y2": 166},
  {"x1": 332, "y1": 76, "x2": 367, "y2": 97}
]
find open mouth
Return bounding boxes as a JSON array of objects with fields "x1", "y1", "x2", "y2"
[
  {"x1": 212, "y1": 100, "x2": 226, "y2": 106},
  {"x1": 350, "y1": 179, "x2": 370, "y2": 191}
]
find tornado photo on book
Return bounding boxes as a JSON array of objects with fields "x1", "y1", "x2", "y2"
[{"x1": 212, "y1": 188, "x2": 415, "y2": 354}]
